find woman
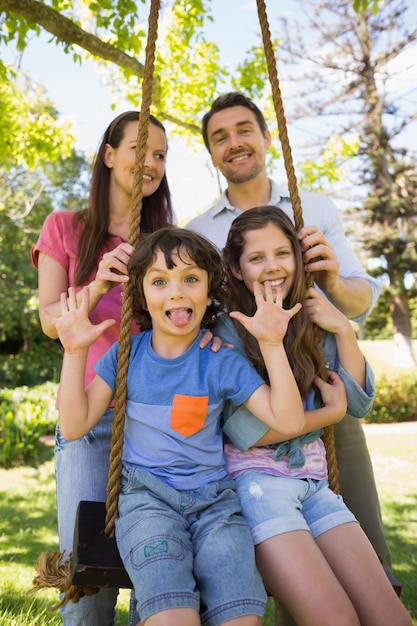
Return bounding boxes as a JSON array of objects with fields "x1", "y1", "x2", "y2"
[{"x1": 31, "y1": 111, "x2": 174, "y2": 625}]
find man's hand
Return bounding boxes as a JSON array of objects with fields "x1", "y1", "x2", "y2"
[{"x1": 298, "y1": 225, "x2": 340, "y2": 294}]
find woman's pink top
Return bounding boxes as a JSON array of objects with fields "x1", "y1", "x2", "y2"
[{"x1": 31, "y1": 211, "x2": 139, "y2": 400}]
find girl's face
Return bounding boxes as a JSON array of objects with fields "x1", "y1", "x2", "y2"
[
  {"x1": 233, "y1": 222, "x2": 296, "y2": 299},
  {"x1": 105, "y1": 121, "x2": 167, "y2": 198},
  {"x1": 143, "y1": 246, "x2": 212, "y2": 353}
]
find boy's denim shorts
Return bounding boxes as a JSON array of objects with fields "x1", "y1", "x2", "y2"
[
  {"x1": 116, "y1": 466, "x2": 266, "y2": 626},
  {"x1": 235, "y1": 471, "x2": 357, "y2": 545}
]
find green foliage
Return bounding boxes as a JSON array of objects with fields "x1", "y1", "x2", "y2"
[
  {"x1": 353, "y1": 0, "x2": 382, "y2": 13},
  {"x1": 0, "y1": 150, "x2": 89, "y2": 364},
  {"x1": 0, "y1": 342, "x2": 63, "y2": 388},
  {"x1": 362, "y1": 289, "x2": 417, "y2": 340},
  {"x1": 366, "y1": 370, "x2": 417, "y2": 424},
  {"x1": 0, "y1": 382, "x2": 58, "y2": 467},
  {"x1": 298, "y1": 134, "x2": 360, "y2": 192},
  {"x1": 0, "y1": 62, "x2": 74, "y2": 171}
]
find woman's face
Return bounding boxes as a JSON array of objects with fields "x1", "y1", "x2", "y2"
[
  {"x1": 233, "y1": 222, "x2": 296, "y2": 300},
  {"x1": 105, "y1": 120, "x2": 167, "y2": 198}
]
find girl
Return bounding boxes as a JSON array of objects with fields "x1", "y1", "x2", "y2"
[
  {"x1": 216, "y1": 206, "x2": 411, "y2": 626},
  {"x1": 49, "y1": 226, "x2": 306, "y2": 626}
]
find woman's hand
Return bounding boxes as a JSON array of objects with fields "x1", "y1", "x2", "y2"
[{"x1": 94, "y1": 242, "x2": 135, "y2": 294}]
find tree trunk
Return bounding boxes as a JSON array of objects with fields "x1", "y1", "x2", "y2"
[{"x1": 390, "y1": 293, "x2": 416, "y2": 368}]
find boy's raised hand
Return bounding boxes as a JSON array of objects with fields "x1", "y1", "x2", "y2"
[
  {"x1": 229, "y1": 281, "x2": 302, "y2": 344},
  {"x1": 48, "y1": 286, "x2": 116, "y2": 354}
]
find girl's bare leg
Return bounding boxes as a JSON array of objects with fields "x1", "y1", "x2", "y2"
[
  {"x1": 222, "y1": 617, "x2": 262, "y2": 626},
  {"x1": 316, "y1": 522, "x2": 412, "y2": 626},
  {"x1": 144, "y1": 608, "x2": 200, "y2": 626},
  {"x1": 143, "y1": 609, "x2": 262, "y2": 626},
  {"x1": 255, "y1": 530, "x2": 360, "y2": 626}
]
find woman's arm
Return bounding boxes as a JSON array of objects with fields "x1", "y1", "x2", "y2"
[{"x1": 38, "y1": 243, "x2": 133, "y2": 339}]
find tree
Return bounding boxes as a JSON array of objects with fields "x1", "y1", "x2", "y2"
[
  {"x1": 256, "y1": 0, "x2": 417, "y2": 366},
  {"x1": 0, "y1": 0, "x2": 376, "y2": 137},
  {"x1": 0, "y1": 60, "x2": 75, "y2": 172},
  {"x1": 0, "y1": 149, "x2": 90, "y2": 386},
  {"x1": 0, "y1": 0, "x2": 227, "y2": 137}
]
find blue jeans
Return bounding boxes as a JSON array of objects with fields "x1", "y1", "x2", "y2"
[
  {"x1": 55, "y1": 408, "x2": 118, "y2": 625},
  {"x1": 235, "y1": 472, "x2": 357, "y2": 544},
  {"x1": 116, "y1": 467, "x2": 266, "y2": 626}
]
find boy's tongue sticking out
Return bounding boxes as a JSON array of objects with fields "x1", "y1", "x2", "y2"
[{"x1": 168, "y1": 308, "x2": 191, "y2": 327}]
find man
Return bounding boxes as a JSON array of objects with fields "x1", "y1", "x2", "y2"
[{"x1": 187, "y1": 91, "x2": 396, "y2": 624}]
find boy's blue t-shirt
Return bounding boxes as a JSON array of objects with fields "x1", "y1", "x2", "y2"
[{"x1": 95, "y1": 330, "x2": 264, "y2": 490}]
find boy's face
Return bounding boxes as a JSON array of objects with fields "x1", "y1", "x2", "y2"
[
  {"x1": 143, "y1": 247, "x2": 212, "y2": 353},
  {"x1": 206, "y1": 106, "x2": 271, "y2": 184}
]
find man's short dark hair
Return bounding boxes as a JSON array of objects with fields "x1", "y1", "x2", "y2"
[{"x1": 202, "y1": 92, "x2": 268, "y2": 152}]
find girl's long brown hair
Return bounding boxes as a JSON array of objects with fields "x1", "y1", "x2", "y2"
[
  {"x1": 223, "y1": 206, "x2": 327, "y2": 398},
  {"x1": 74, "y1": 111, "x2": 174, "y2": 286}
]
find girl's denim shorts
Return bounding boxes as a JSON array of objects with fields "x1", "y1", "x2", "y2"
[
  {"x1": 235, "y1": 471, "x2": 357, "y2": 544},
  {"x1": 116, "y1": 466, "x2": 266, "y2": 626}
]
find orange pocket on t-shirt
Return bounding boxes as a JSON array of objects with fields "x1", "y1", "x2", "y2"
[{"x1": 170, "y1": 394, "x2": 209, "y2": 437}]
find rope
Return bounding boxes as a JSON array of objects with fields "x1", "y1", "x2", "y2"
[
  {"x1": 105, "y1": 0, "x2": 161, "y2": 535},
  {"x1": 28, "y1": 0, "x2": 161, "y2": 607},
  {"x1": 255, "y1": 0, "x2": 340, "y2": 493}
]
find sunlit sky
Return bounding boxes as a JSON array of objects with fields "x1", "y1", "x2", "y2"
[{"x1": 4, "y1": 0, "x2": 417, "y2": 223}]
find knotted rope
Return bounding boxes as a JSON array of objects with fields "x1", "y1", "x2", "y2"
[
  {"x1": 255, "y1": 0, "x2": 340, "y2": 494},
  {"x1": 105, "y1": 0, "x2": 161, "y2": 535}
]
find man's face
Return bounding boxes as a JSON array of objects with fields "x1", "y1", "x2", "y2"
[{"x1": 206, "y1": 106, "x2": 271, "y2": 184}]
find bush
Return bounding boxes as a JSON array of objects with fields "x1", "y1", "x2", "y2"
[
  {"x1": 365, "y1": 369, "x2": 417, "y2": 424},
  {"x1": 0, "y1": 343, "x2": 62, "y2": 388},
  {"x1": 0, "y1": 382, "x2": 58, "y2": 466}
]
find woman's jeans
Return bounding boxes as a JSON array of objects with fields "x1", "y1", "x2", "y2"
[{"x1": 54, "y1": 408, "x2": 118, "y2": 625}]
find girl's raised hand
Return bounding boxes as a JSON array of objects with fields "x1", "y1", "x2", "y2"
[
  {"x1": 49, "y1": 287, "x2": 116, "y2": 354},
  {"x1": 229, "y1": 281, "x2": 302, "y2": 344}
]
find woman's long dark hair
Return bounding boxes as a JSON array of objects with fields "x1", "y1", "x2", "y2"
[
  {"x1": 74, "y1": 111, "x2": 174, "y2": 286},
  {"x1": 223, "y1": 206, "x2": 327, "y2": 398}
]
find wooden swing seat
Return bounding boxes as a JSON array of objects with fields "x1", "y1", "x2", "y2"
[{"x1": 71, "y1": 500, "x2": 133, "y2": 589}]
